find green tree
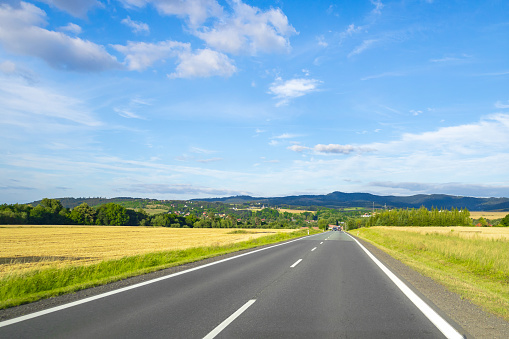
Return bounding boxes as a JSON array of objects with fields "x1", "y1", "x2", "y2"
[
  {"x1": 69, "y1": 203, "x2": 95, "y2": 225},
  {"x1": 500, "y1": 214, "x2": 509, "y2": 227},
  {"x1": 95, "y1": 203, "x2": 129, "y2": 226}
]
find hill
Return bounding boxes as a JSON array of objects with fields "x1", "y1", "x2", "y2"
[
  {"x1": 193, "y1": 191, "x2": 509, "y2": 211},
  {"x1": 28, "y1": 192, "x2": 509, "y2": 211}
]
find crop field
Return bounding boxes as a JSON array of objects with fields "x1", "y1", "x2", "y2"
[
  {"x1": 353, "y1": 226, "x2": 509, "y2": 320},
  {"x1": 278, "y1": 208, "x2": 314, "y2": 214},
  {"x1": 0, "y1": 226, "x2": 292, "y2": 278},
  {"x1": 469, "y1": 211, "x2": 508, "y2": 219}
]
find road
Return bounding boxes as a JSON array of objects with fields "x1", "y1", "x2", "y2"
[{"x1": 0, "y1": 231, "x2": 465, "y2": 338}]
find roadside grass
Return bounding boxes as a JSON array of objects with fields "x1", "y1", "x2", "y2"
[
  {"x1": 0, "y1": 229, "x2": 318, "y2": 309},
  {"x1": 351, "y1": 227, "x2": 509, "y2": 321}
]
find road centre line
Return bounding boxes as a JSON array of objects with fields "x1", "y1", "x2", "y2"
[
  {"x1": 203, "y1": 299, "x2": 256, "y2": 339},
  {"x1": 311, "y1": 247, "x2": 317, "y2": 251},
  {"x1": 320, "y1": 242, "x2": 323, "y2": 244},
  {"x1": 345, "y1": 233, "x2": 463, "y2": 339},
  {"x1": 291, "y1": 259, "x2": 303, "y2": 268},
  {"x1": 0, "y1": 234, "x2": 322, "y2": 328}
]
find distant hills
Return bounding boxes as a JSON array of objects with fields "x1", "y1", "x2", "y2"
[
  {"x1": 193, "y1": 191, "x2": 509, "y2": 211},
  {"x1": 30, "y1": 191, "x2": 509, "y2": 211}
]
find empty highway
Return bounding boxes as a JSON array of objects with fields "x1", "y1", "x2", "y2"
[{"x1": 0, "y1": 231, "x2": 466, "y2": 338}]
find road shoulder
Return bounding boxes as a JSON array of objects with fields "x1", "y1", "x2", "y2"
[{"x1": 354, "y1": 235, "x2": 509, "y2": 339}]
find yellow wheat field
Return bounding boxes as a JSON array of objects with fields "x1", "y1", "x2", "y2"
[
  {"x1": 375, "y1": 226, "x2": 509, "y2": 240},
  {"x1": 0, "y1": 226, "x2": 292, "y2": 277},
  {"x1": 469, "y1": 211, "x2": 508, "y2": 219}
]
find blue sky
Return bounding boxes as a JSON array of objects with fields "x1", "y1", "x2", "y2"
[{"x1": 1, "y1": 0, "x2": 509, "y2": 204}]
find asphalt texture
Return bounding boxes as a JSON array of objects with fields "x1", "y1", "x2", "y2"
[{"x1": 0, "y1": 231, "x2": 467, "y2": 338}]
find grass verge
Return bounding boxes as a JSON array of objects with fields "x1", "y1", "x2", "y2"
[
  {"x1": 351, "y1": 227, "x2": 509, "y2": 321},
  {"x1": 0, "y1": 229, "x2": 319, "y2": 309}
]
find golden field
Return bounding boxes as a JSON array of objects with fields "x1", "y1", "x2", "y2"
[
  {"x1": 0, "y1": 226, "x2": 292, "y2": 277},
  {"x1": 278, "y1": 208, "x2": 314, "y2": 214},
  {"x1": 469, "y1": 211, "x2": 508, "y2": 219},
  {"x1": 374, "y1": 226, "x2": 509, "y2": 240}
]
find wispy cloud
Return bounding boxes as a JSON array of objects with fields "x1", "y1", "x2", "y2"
[
  {"x1": 361, "y1": 71, "x2": 403, "y2": 81},
  {"x1": 288, "y1": 143, "x2": 373, "y2": 154},
  {"x1": 495, "y1": 100, "x2": 509, "y2": 109},
  {"x1": 348, "y1": 39, "x2": 380, "y2": 57},
  {"x1": 119, "y1": 183, "x2": 248, "y2": 196},
  {"x1": 190, "y1": 147, "x2": 217, "y2": 154},
  {"x1": 268, "y1": 77, "x2": 321, "y2": 106},
  {"x1": 196, "y1": 157, "x2": 223, "y2": 163},
  {"x1": 121, "y1": 16, "x2": 150, "y2": 34}
]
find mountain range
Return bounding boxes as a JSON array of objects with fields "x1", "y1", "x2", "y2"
[
  {"x1": 193, "y1": 191, "x2": 509, "y2": 211},
  {"x1": 30, "y1": 192, "x2": 509, "y2": 211}
]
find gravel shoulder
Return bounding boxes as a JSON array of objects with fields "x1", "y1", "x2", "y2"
[
  {"x1": 2, "y1": 233, "x2": 509, "y2": 338},
  {"x1": 354, "y1": 235, "x2": 509, "y2": 339}
]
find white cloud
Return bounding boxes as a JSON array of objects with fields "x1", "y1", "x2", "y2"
[
  {"x1": 58, "y1": 23, "x2": 82, "y2": 35},
  {"x1": 170, "y1": 48, "x2": 237, "y2": 78},
  {"x1": 287, "y1": 145, "x2": 309, "y2": 152},
  {"x1": 113, "y1": 40, "x2": 190, "y2": 71},
  {"x1": 37, "y1": 0, "x2": 102, "y2": 18},
  {"x1": 287, "y1": 143, "x2": 367, "y2": 155},
  {"x1": 314, "y1": 144, "x2": 356, "y2": 154},
  {"x1": 269, "y1": 77, "x2": 321, "y2": 106},
  {"x1": 273, "y1": 133, "x2": 301, "y2": 139},
  {"x1": 121, "y1": 16, "x2": 150, "y2": 34},
  {"x1": 196, "y1": 1, "x2": 296, "y2": 55},
  {"x1": 120, "y1": 0, "x2": 223, "y2": 27},
  {"x1": 0, "y1": 2, "x2": 120, "y2": 72}
]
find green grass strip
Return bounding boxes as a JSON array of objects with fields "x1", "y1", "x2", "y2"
[
  {"x1": 0, "y1": 229, "x2": 319, "y2": 309},
  {"x1": 351, "y1": 227, "x2": 509, "y2": 321}
]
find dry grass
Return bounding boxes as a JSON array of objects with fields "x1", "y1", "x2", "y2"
[
  {"x1": 469, "y1": 211, "x2": 508, "y2": 219},
  {"x1": 353, "y1": 226, "x2": 509, "y2": 320},
  {"x1": 0, "y1": 226, "x2": 292, "y2": 278},
  {"x1": 376, "y1": 226, "x2": 509, "y2": 240}
]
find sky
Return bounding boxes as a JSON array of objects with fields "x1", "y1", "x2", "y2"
[{"x1": 1, "y1": 0, "x2": 509, "y2": 204}]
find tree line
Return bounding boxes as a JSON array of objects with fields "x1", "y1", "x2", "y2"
[
  {"x1": 0, "y1": 198, "x2": 349, "y2": 229},
  {"x1": 346, "y1": 207, "x2": 473, "y2": 230}
]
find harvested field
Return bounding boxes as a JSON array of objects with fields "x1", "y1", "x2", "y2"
[
  {"x1": 0, "y1": 226, "x2": 292, "y2": 278},
  {"x1": 469, "y1": 211, "x2": 509, "y2": 219},
  {"x1": 278, "y1": 208, "x2": 314, "y2": 214}
]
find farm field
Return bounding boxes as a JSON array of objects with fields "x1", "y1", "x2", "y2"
[
  {"x1": 277, "y1": 208, "x2": 314, "y2": 214},
  {"x1": 352, "y1": 226, "x2": 509, "y2": 320},
  {"x1": 469, "y1": 211, "x2": 508, "y2": 219},
  {"x1": 0, "y1": 226, "x2": 293, "y2": 278}
]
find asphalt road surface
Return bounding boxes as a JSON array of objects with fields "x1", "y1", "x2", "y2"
[{"x1": 0, "y1": 231, "x2": 466, "y2": 338}]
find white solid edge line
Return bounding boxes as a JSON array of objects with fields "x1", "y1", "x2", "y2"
[
  {"x1": 290, "y1": 259, "x2": 303, "y2": 268},
  {"x1": 345, "y1": 233, "x2": 463, "y2": 339},
  {"x1": 203, "y1": 299, "x2": 256, "y2": 339},
  {"x1": 0, "y1": 234, "x2": 322, "y2": 328}
]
